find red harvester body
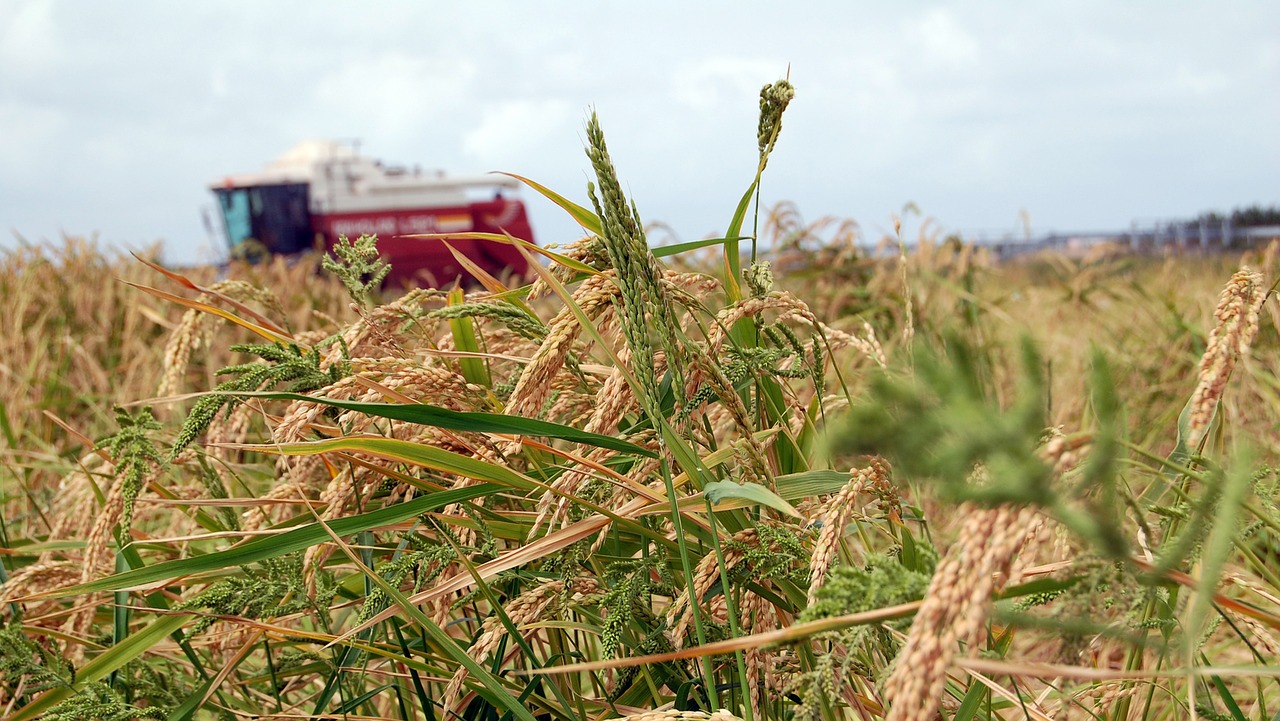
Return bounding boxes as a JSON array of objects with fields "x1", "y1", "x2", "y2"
[{"x1": 211, "y1": 140, "x2": 535, "y2": 286}]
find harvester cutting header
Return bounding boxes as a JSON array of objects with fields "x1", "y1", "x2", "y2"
[{"x1": 210, "y1": 140, "x2": 536, "y2": 286}]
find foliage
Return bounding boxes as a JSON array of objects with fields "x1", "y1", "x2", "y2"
[
  {"x1": 800, "y1": 556, "x2": 931, "y2": 623},
  {"x1": 97, "y1": 407, "x2": 165, "y2": 534},
  {"x1": 170, "y1": 340, "x2": 347, "y2": 458},
  {"x1": 44, "y1": 683, "x2": 167, "y2": 721},
  {"x1": 322, "y1": 233, "x2": 392, "y2": 306},
  {"x1": 173, "y1": 554, "x2": 335, "y2": 637},
  {"x1": 0, "y1": 623, "x2": 73, "y2": 697}
]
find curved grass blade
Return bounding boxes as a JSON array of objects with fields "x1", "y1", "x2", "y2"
[
  {"x1": 721, "y1": 180, "x2": 758, "y2": 302},
  {"x1": 123, "y1": 281, "x2": 296, "y2": 346},
  {"x1": 400, "y1": 231, "x2": 598, "y2": 275},
  {"x1": 498, "y1": 171, "x2": 602, "y2": 235},
  {"x1": 129, "y1": 253, "x2": 290, "y2": 336},
  {"x1": 441, "y1": 239, "x2": 515, "y2": 296},
  {"x1": 704, "y1": 479, "x2": 801, "y2": 518},
  {"x1": 242, "y1": 436, "x2": 537, "y2": 491},
  {"x1": 166, "y1": 674, "x2": 218, "y2": 721},
  {"x1": 25, "y1": 483, "x2": 497, "y2": 599},
  {"x1": 773, "y1": 470, "x2": 854, "y2": 499},
  {"x1": 224, "y1": 391, "x2": 655, "y2": 457},
  {"x1": 651, "y1": 235, "x2": 749, "y2": 259}
]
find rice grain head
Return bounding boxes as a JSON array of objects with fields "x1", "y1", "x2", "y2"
[
  {"x1": 158, "y1": 307, "x2": 207, "y2": 398},
  {"x1": 743, "y1": 590, "x2": 780, "y2": 720},
  {"x1": 0, "y1": 561, "x2": 82, "y2": 625},
  {"x1": 585, "y1": 113, "x2": 686, "y2": 412},
  {"x1": 668, "y1": 529, "x2": 759, "y2": 649},
  {"x1": 330, "y1": 287, "x2": 443, "y2": 364},
  {"x1": 444, "y1": 578, "x2": 600, "y2": 712},
  {"x1": 1185, "y1": 266, "x2": 1265, "y2": 445},
  {"x1": 505, "y1": 272, "x2": 620, "y2": 424},
  {"x1": 807, "y1": 459, "x2": 890, "y2": 603},
  {"x1": 883, "y1": 503, "x2": 1040, "y2": 721}
]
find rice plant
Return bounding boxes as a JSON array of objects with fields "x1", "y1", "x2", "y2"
[{"x1": 1, "y1": 79, "x2": 1279, "y2": 721}]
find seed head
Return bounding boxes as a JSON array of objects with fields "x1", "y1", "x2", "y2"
[
  {"x1": 1186, "y1": 267, "x2": 1265, "y2": 445},
  {"x1": 757, "y1": 79, "x2": 796, "y2": 166}
]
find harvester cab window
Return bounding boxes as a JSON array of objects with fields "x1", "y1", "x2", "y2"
[
  {"x1": 213, "y1": 183, "x2": 313, "y2": 257},
  {"x1": 217, "y1": 189, "x2": 253, "y2": 249}
]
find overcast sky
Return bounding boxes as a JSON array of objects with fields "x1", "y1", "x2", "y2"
[{"x1": 2, "y1": 1, "x2": 1277, "y2": 264}]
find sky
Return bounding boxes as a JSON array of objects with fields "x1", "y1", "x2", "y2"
[{"x1": 2, "y1": 1, "x2": 1277, "y2": 265}]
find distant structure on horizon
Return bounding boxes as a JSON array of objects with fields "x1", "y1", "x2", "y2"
[{"x1": 943, "y1": 207, "x2": 1280, "y2": 260}]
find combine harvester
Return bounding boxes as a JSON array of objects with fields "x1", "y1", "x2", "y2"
[{"x1": 210, "y1": 140, "x2": 536, "y2": 286}]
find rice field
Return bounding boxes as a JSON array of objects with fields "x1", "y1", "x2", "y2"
[{"x1": 2, "y1": 81, "x2": 1279, "y2": 721}]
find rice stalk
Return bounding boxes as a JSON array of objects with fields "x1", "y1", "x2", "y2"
[
  {"x1": 807, "y1": 459, "x2": 891, "y2": 604},
  {"x1": 584, "y1": 113, "x2": 687, "y2": 416},
  {"x1": 444, "y1": 577, "x2": 601, "y2": 712},
  {"x1": 882, "y1": 503, "x2": 1041, "y2": 721},
  {"x1": 1185, "y1": 267, "x2": 1265, "y2": 445}
]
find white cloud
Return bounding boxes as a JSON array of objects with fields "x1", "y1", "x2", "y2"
[
  {"x1": 0, "y1": 0, "x2": 60, "y2": 73},
  {"x1": 0, "y1": 101, "x2": 66, "y2": 183},
  {"x1": 311, "y1": 52, "x2": 480, "y2": 139},
  {"x1": 209, "y1": 66, "x2": 229, "y2": 100},
  {"x1": 672, "y1": 57, "x2": 788, "y2": 111},
  {"x1": 911, "y1": 8, "x2": 980, "y2": 71},
  {"x1": 462, "y1": 99, "x2": 576, "y2": 165}
]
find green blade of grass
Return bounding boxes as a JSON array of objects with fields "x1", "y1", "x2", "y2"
[
  {"x1": 498, "y1": 171, "x2": 603, "y2": 235},
  {"x1": 447, "y1": 287, "x2": 492, "y2": 386},
  {"x1": 773, "y1": 470, "x2": 853, "y2": 498},
  {"x1": 722, "y1": 180, "x2": 758, "y2": 302},
  {"x1": 704, "y1": 479, "x2": 800, "y2": 518},
  {"x1": 166, "y1": 674, "x2": 218, "y2": 721},
  {"x1": 1201, "y1": 651, "x2": 1248, "y2": 721},
  {"x1": 331, "y1": 683, "x2": 393, "y2": 715},
  {"x1": 221, "y1": 391, "x2": 656, "y2": 457},
  {"x1": 110, "y1": 551, "x2": 131, "y2": 689},
  {"x1": 238, "y1": 436, "x2": 538, "y2": 491},
  {"x1": 27, "y1": 483, "x2": 498, "y2": 598},
  {"x1": 1185, "y1": 458, "x2": 1254, "y2": 663},
  {"x1": 651, "y1": 235, "x2": 749, "y2": 259}
]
